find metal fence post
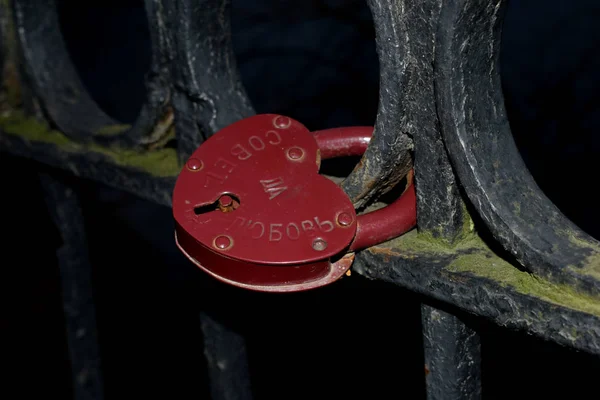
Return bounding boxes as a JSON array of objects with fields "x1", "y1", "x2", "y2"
[
  {"x1": 200, "y1": 312, "x2": 253, "y2": 400},
  {"x1": 422, "y1": 306, "x2": 481, "y2": 399},
  {"x1": 40, "y1": 173, "x2": 104, "y2": 400}
]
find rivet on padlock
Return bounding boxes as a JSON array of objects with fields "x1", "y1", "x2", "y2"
[{"x1": 172, "y1": 114, "x2": 416, "y2": 292}]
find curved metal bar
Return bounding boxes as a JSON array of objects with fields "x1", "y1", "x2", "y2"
[
  {"x1": 312, "y1": 126, "x2": 417, "y2": 251},
  {"x1": 312, "y1": 126, "x2": 372, "y2": 159},
  {"x1": 434, "y1": 0, "x2": 600, "y2": 294},
  {"x1": 340, "y1": 0, "x2": 415, "y2": 208},
  {"x1": 12, "y1": 0, "x2": 171, "y2": 146},
  {"x1": 163, "y1": 0, "x2": 254, "y2": 161}
]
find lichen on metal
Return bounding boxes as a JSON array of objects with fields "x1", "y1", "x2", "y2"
[
  {"x1": 0, "y1": 110, "x2": 180, "y2": 177},
  {"x1": 563, "y1": 230, "x2": 600, "y2": 281},
  {"x1": 94, "y1": 124, "x2": 132, "y2": 136},
  {"x1": 449, "y1": 253, "x2": 600, "y2": 318},
  {"x1": 1, "y1": 0, "x2": 599, "y2": 369},
  {"x1": 369, "y1": 229, "x2": 600, "y2": 318}
]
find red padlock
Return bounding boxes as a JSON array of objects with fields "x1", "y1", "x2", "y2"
[{"x1": 172, "y1": 114, "x2": 416, "y2": 292}]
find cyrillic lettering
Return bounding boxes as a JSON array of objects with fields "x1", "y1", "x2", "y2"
[
  {"x1": 314, "y1": 217, "x2": 334, "y2": 232},
  {"x1": 286, "y1": 223, "x2": 300, "y2": 240},
  {"x1": 231, "y1": 144, "x2": 252, "y2": 160},
  {"x1": 250, "y1": 222, "x2": 265, "y2": 239},
  {"x1": 265, "y1": 130, "x2": 282, "y2": 145},
  {"x1": 269, "y1": 223, "x2": 283, "y2": 241},
  {"x1": 214, "y1": 157, "x2": 237, "y2": 173},
  {"x1": 248, "y1": 136, "x2": 266, "y2": 151}
]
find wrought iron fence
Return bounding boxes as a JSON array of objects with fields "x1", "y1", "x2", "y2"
[{"x1": 2, "y1": 0, "x2": 600, "y2": 399}]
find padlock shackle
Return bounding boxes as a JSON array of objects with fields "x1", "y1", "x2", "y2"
[
  {"x1": 311, "y1": 126, "x2": 417, "y2": 251},
  {"x1": 313, "y1": 126, "x2": 373, "y2": 159},
  {"x1": 350, "y1": 176, "x2": 416, "y2": 251}
]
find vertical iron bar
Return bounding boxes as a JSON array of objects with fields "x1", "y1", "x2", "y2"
[
  {"x1": 40, "y1": 173, "x2": 104, "y2": 400},
  {"x1": 367, "y1": 0, "x2": 487, "y2": 395},
  {"x1": 422, "y1": 306, "x2": 481, "y2": 399},
  {"x1": 199, "y1": 312, "x2": 253, "y2": 400}
]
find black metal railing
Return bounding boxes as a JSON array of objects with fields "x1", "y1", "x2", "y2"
[{"x1": 2, "y1": 0, "x2": 600, "y2": 399}]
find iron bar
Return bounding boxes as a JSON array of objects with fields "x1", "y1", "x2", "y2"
[
  {"x1": 40, "y1": 173, "x2": 104, "y2": 400},
  {"x1": 12, "y1": 0, "x2": 172, "y2": 146},
  {"x1": 199, "y1": 312, "x2": 253, "y2": 400},
  {"x1": 434, "y1": 0, "x2": 600, "y2": 295},
  {"x1": 162, "y1": 0, "x2": 255, "y2": 161},
  {"x1": 422, "y1": 305, "x2": 482, "y2": 400}
]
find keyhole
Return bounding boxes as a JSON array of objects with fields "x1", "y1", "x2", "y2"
[{"x1": 194, "y1": 194, "x2": 241, "y2": 215}]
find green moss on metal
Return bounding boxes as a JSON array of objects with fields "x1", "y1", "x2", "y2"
[
  {"x1": 417, "y1": 198, "x2": 475, "y2": 247},
  {"x1": 0, "y1": 111, "x2": 180, "y2": 177},
  {"x1": 381, "y1": 229, "x2": 483, "y2": 257},
  {"x1": 449, "y1": 252, "x2": 600, "y2": 318},
  {"x1": 95, "y1": 124, "x2": 131, "y2": 136},
  {"x1": 1, "y1": 111, "x2": 73, "y2": 146},
  {"x1": 460, "y1": 200, "x2": 475, "y2": 240},
  {"x1": 512, "y1": 201, "x2": 521, "y2": 216},
  {"x1": 377, "y1": 229, "x2": 600, "y2": 318},
  {"x1": 562, "y1": 230, "x2": 600, "y2": 281},
  {"x1": 580, "y1": 251, "x2": 600, "y2": 280}
]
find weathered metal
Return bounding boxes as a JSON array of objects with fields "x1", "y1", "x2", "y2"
[
  {"x1": 1, "y1": 0, "x2": 600, "y2": 398},
  {"x1": 172, "y1": 114, "x2": 416, "y2": 291},
  {"x1": 12, "y1": 0, "x2": 172, "y2": 146},
  {"x1": 340, "y1": 0, "x2": 415, "y2": 209},
  {"x1": 422, "y1": 305, "x2": 481, "y2": 400},
  {"x1": 354, "y1": 231, "x2": 600, "y2": 355},
  {"x1": 435, "y1": 0, "x2": 600, "y2": 296},
  {"x1": 199, "y1": 311, "x2": 253, "y2": 400},
  {"x1": 161, "y1": 0, "x2": 255, "y2": 161},
  {"x1": 40, "y1": 173, "x2": 105, "y2": 400}
]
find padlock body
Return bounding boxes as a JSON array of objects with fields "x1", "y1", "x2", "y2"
[
  {"x1": 172, "y1": 114, "x2": 358, "y2": 291},
  {"x1": 175, "y1": 230, "x2": 355, "y2": 292}
]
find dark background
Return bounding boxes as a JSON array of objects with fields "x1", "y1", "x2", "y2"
[{"x1": 3, "y1": 0, "x2": 600, "y2": 398}]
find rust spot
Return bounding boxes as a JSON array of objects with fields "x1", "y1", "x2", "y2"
[
  {"x1": 425, "y1": 365, "x2": 430, "y2": 376},
  {"x1": 450, "y1": 274, "x2": 469, "y2": 284},
  {"x1": 356, "y1": 156, "x2": 366, "y2": 169},
  {"x1": 145, "y1": 106, "x2": 175, "y2": 149},
  {"x1": 406, "y1": 169, "x2": 414, "y2": 184},
  {"x1": 368, "y1": 246, "x2": 402, "y2": 257},
  {"x1": 217, "y1": 194, "x2": 240, "y2": 213}
]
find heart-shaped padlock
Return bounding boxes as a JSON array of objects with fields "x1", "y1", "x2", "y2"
[{"x1": 172, "y1": 114, "x2": 416, "y2": 292}]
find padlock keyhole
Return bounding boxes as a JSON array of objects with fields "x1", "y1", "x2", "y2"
[{"x1": 194, "y1": 194, "x2": 241, "y2": 215}]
